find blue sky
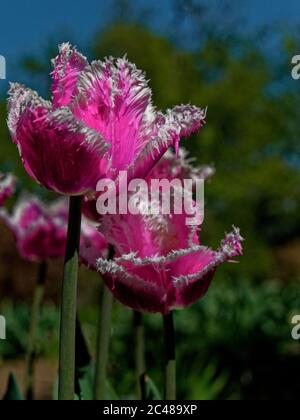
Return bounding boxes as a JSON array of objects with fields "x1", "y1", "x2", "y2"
[
  {"x1": 1, "y1": 0, "x2": 300, "y2": 56},
  {"x1": 0, "y1": 0, "x2": 299, "y2": 86}
]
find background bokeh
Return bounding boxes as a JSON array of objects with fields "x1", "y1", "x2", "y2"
[{"x1": 0, "y1": 0, "x2": 300, "y2": 400}]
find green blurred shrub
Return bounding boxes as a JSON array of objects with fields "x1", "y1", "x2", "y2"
[
  {"x1": 0, "y1": 303, "x2": 59, "y2": 360},
  {"x1": 1, "y1": 279, "x2": 299, "y2": 399}
]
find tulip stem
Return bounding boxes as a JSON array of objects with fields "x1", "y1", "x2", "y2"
[
  {"x1": 134, "y1": 311, "x2": 146, "y2": 400},
  {"x1": 25, "y1": 261, "x2": 47, "y2": 400},
  {"x1": 94, "y1": 287, "x2": 113, "y2": 400},
  {"x1": 59, "y1": 195, "x2": 82, "y2": 401},
  {"x1": 163, "y1": 312, "x2": 176, "y2": 401},
  {"x1": 94, "y1": 246, "x2": 115, "y2": 400}
]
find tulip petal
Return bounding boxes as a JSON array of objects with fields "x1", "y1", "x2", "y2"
[
  {"x1": 8, "y1": 84, "x2": 110, "y2": 195},
  {"x1": 96, "y1": 226, "x2": 243, "y2": 313},
  {"x1": 71, "y1": 57, "x2": 154, "y2": 173},
  {"x1": 51, "y1": 43, "x2": 88, "y2": 108},
  {"x1": 97, "y1": 257, "x2": 168, "y2": 313},
  {"x1": 126, "y1": 106, "x2": 207, "y2": 180},
  {"x1": 100, "y1": 206, "x2": 200, "y2": 258},
  {"x1": 7, "y1": 83, "x2": 51, "y2": 141},
  {"x1": 172, "y1": 228, "x2": 244, "y2": 287}
]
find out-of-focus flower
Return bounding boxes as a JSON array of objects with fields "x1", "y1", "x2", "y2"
[
  {"x1": 0, "y1": 197, "x2": 67, "y2": 262},
  {"x1": 8, "y1": 43, "x2": 206, "y2": 195},
  {"x1": 0, "y1": 173, "x2": 16, "y2": 206},
  {"x1": 0, "y1": 196, "x2": 107, "y2": 263}
]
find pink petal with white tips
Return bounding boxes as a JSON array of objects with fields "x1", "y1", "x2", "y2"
[
  {"x1": 51, "y1": 43, "x2": 88, "y2": 108},
  {"x1": 97, "y1": 228, "x2": 243, "y2": 314},
  {"x1": 0, "y1": 196, "x2": 68, "y2": 262},
  {"x1": 8, "y1": 84, "x2": 110, "y2": 195},
  {"x1": 71, "y1": 57, "x2": 153, "y2": 173},
  {"x1": 126, "y1": 107, "x2": 207, "y2": 181}
]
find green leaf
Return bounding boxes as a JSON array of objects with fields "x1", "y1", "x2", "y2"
[
  {"x1": 190, "y1": 363, "x2": 229, "y2": 401},
  {"x1": 75, "y1": 317, "x2": 92, "y2": 399},
  {"x1": 3, "y1": 373, "x2": 24, "y2": 401},
  {"x1": 76, "y1": 364, "x2": 120, "y2": 401},
  {"x1": 144, "y1": 375, "x2": 162, "y2": 400}
]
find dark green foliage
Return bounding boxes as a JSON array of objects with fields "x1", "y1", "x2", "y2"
[
  {"x1": 1, "y1": 279, "x2": 299, "y2": 399},
  {"x1": 3, "y1": 373, "x2": 24, "y2": 401},
  {"x1": 0, "y1": 304, "x2": 60, "y2": 360}
]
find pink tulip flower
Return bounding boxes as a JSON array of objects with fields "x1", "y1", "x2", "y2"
[
  {"x1": 96, "y1": 214, "x2": 243, "y2": 314},
  {"x1": 0, "y1": 173, "x2": 16, "y2": 206},
  {"x1": 0, "y1": 197, "x2": 68, "y2": 262},
  {"x1": 8, "y1": 43, "x2": 206, "y2": 195},
  {"x1": 0, "y1": 196, "x2": 107, "y2": 263},
  {"x1": 81, "y1": 150, "x2": 242, "y2": 314}
]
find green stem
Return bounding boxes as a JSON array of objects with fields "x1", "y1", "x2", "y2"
[
  {"x1": 25, "y1": 261, "x2": 47, "y2": 400},
  {"x1": 94, "y1": 246, "x2": 115, "y2": 401},
  {"x1": 163, "y1": 312, "x2": 176, "y2": 401},
  {"x1": 134, "y1": 311, "x2": 146, "y2": 400},
  {"x1": 58, "y1": 195, "x2": 82, "y2": 400},
  {"x1": 94, "y1": 286, "x2": 113, "y2": 400}
]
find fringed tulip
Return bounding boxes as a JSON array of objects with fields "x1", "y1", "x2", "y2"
[
  {"x1": 0, "y1": 196, "x2": 107, "y2": 263},
  {"x1": 97, "y1": 213, "x2": 243, "y2": 314},
  {"x1": 8, "y1": 43, "x2": 206, "y2": 195},
  {"x1": 1, "y1": 197, "x2": 67, "y2": 262},
  {"x1": 81, "y1": 149, "x2": 242, "y2": 314}
]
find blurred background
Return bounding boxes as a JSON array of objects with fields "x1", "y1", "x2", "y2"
[{"x1": 0, "y1": 0, "x2": 300, "y2": 400}]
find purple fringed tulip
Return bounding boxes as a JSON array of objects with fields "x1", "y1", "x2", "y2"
[
  {"x1": 97, "y1": 215, "x2": 243, "y2": 315},
  {"x1": 7, "y1": 43, "x2": 206, "y2": 195},
  {"x1": 0, "y1": 196, "x2": 107, "y2": 263},
  {"x1": 0, "y1": 173, "x2": 16, "y2": 206},
  {"x1": 81, "y1": 149, "x2": 242, "y2": 314},
  {"x1": 1, "y1": 197, "x2": 67, "y2": 262}
]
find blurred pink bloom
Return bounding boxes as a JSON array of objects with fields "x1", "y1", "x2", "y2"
[
  {"x1": 0, "y1": 197, "x2": 68, "y2": 262},
  {"x1": 0, "y1": 173, "x2": 16, "y2": 206},
  {"x1": 0, "y1": 196, "x2": 107, "y2": 263},
  {"x1": 8, "y1": 43, "x2": 206, "y2": 195}
]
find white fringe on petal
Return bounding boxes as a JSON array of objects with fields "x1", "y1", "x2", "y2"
[
  {"x1": 173, "y1": 227, "x2": 244, "y2": 287},
  {"x1": 7, "y1": 83, "x2": 51, "y2": 136},
  {"x1": 114, "y1": 245, "x2": 207, "y2": 266}
]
